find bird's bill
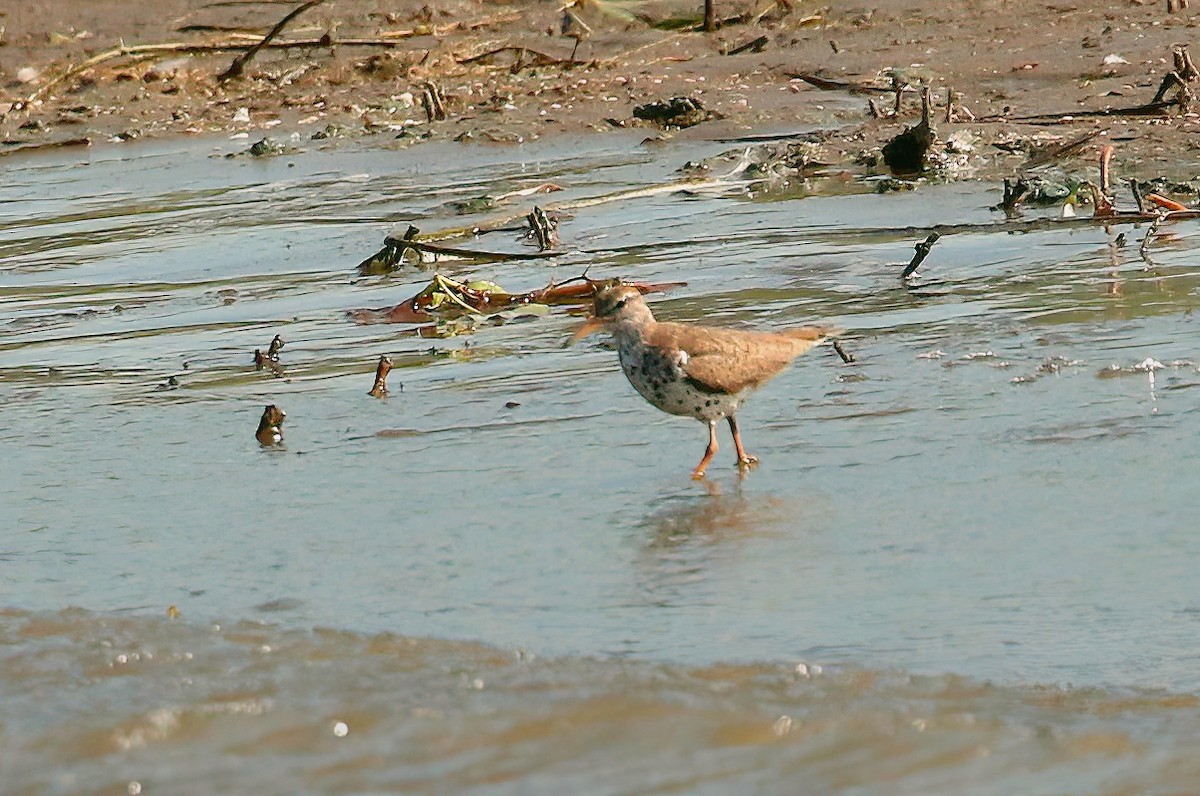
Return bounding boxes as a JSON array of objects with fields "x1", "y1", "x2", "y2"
[{"x1": 569, "y1": 315, "x2": 608, "y2": 344}]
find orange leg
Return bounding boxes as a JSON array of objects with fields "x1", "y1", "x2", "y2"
[
  {"x1": 728, "y1": 415, "x2": 758, "y2": 469},
  {"x1": 692, "y1": 420, "x2": 719, "y2": 480}
]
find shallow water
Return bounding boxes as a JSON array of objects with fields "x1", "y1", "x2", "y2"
[{"x1": 3, "y1": 132, "x2": 1200, "y2": 792}]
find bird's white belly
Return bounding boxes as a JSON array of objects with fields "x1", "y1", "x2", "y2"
[{"x1": 616, "y1": 337, "x2": 743, "y2": 421}]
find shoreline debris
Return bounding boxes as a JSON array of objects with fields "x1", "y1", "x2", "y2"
[
  {"x1": 351, "y1": 273, "x2": 686, "y2": 325},
  {"x1": 368, "y1": 355, "x2": 394, "y2": 398}
]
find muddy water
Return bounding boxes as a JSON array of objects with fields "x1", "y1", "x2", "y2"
[{"x1": 3, "y1": 134, "x2": 1200, "y2": 792}]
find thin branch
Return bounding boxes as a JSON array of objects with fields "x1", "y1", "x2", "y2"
[
  {"x1": 26, "y1": 37, "x2": 413, "y2": 102},
  {"x1": 218, "y1": 0, "x2": 325, "y2": 82},
  {"x1": 976, "y1": 98, "x2": 1179, "y2": 123},
  {"x1": 901, "y1": 232, "x2": 941, "y2": 279},
  {"x1": 388, "y1": 239, "x2": 563, "y2": 263}
]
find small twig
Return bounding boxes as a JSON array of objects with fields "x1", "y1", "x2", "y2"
[
  {"x1": 976, "y1": 98, "x2": 1179, "y2": 123},
  {"x1": 786, "y1": 71, "x2": 904, "y2": 95},
  {"x1": 218, "y1": 0, "x2": 325, "y2": 83},
  {"x1": 1099, "y1": 143, "x2": 1114, "y2": 197},
  {"x1": 420, "y1": 86, "x2": 436, "y2": 122},
  {"x1": 526, "y1": 206, "x2": 558, "y2": 250},
  {"x1": 26, "y1": 30, "x2": 470, "y2": 104},
  {"x1": 1021, "y1": 130, "x2": 1101, "y2": 170},
  {"x1": 432, "y1": 274, "x2": 491, "y2": 315},
  {"x1": 831, "y1": 339, "x2": 855, "y2": 363},
  {"x1": 1146, "y1": 192, "x2": 1189, "y2": 211},
  {"x1": 561, "y1": 8, "x2": 591, "y2": 62},
  {"x1": 727, "y1": 35, "x2": 769, "y2": 55},
  {"x1": 539, "y1": 269, "x2": 593, "y2": 296},
  {"x1": 388, "y1": 238, "x2": 561, "y2": 262},
  {"x1": 1085, "y1": 181, "x2": 1116, "y2": 218},
  {"x1": 1128, "y1": 178, "x2": 1145, "y2": 213},
  {"x1": 1140, "y1": 212, "x2": 1166, "y2": 268},
  {"x1": 458, "y1": 45, "x2": 579, "y2": 67},
  {"x1": 368, "y1": 355, "x2": 393, "y2": 398},
  {"x1": 1000, "y1": 177, "x2": 1028, "y2": 215},
  {"x1": 419, "y1": 83, "x2": 447, "y2": 122},
  {"x1": 423, "y1": 81, "x2": 446, "y2": 120},
  {"x1": 902, "y1": 232, "x2": 941, "y2": 279}
]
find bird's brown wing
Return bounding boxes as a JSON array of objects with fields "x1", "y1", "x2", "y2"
[{"x1": 644, "y1": 322, "x2": 830, "y2": 395}]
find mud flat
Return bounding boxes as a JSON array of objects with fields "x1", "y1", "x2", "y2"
[{"x1": 4, "y1": 0, "x2": 1200, "y2": 189}]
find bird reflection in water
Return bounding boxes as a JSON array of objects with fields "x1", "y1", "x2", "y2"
[{"x1": 632, "y1": 484, "x2": 793, "y2": 604}]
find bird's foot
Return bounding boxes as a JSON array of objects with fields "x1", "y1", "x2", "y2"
[
  {"x1": 691, "y1": 467, "x2": 707, "y2": 480},
  {"x1": 736, "y1": 455, "x2": 759, "y2": 470}
]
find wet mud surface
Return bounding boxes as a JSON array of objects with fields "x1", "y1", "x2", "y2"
[{"x1": 5, "y1": 0, "x2": 1200, "y2": 187}]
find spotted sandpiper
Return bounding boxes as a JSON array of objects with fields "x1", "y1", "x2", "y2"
[{"x1": 573, "y1": 281, "x2": 834, "y2": 479}]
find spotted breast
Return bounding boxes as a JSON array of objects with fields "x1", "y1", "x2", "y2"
[{"x1": 615, "y1": 331, "x2": 745, "y2": 421}]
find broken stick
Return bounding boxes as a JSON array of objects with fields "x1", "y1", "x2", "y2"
[
  {"x1": 901, "y1": 232, "x2": 941, "y2": 279},
  {"x1": 219, "y1": 0, "x2": 325, "y2": 83},
  {"x1": 831, "y1": 340, "x2": 855, "y2": 364}
]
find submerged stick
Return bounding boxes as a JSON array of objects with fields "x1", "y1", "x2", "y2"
[
  {"x1": 1128, "y1": 178, "x2": 1145, "y2": 213},
  {"x1": 368, "y1": 355, "x2": 394, "y2": 398},
  {"x1": 1140, "y1": 212, "x2": 1166, "y2": 267},
  {"x1": 831, "y1": 340, "x2": 855, "y2": 364},
  {"x1": 901, "y1": 232, "x2": 941, "y2": 279}
]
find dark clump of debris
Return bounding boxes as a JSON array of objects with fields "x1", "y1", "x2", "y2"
[{"x1": 633, "y1": 97, "x2": 716, "y2": 129}]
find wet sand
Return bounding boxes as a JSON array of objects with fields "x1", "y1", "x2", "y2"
[{"x1": 4, "y1": 0, "x2": 1200, "y2": 184}]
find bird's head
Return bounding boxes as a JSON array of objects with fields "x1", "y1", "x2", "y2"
[
  {"x1": 570, "y1": 279, "x2": 651, "y2": 343},
  {"x1": 591, "y1": 279, "x2": 648, "y2": 320}
]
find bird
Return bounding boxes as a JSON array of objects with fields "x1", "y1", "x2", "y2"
[
  {"x1": 256, "y1": 404, "x2": 286, "y2": 446},
  {"x1": 573, "y1": 280, "x2": 834, "y2": 479}
]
